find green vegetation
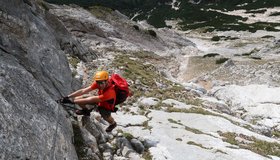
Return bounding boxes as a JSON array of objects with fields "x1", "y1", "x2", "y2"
[
  {"x1": 187, "y1": 141, "x2": 212, "y2": 149},
  {"x1": 38, "y1": 1, "x2": 50, "y2": 11},
  {"x1": 69, "y1": 56, "x2": 80, "y2": 68},
  {"x1": 166, "y1": 107, "x2": 217, "y2": 116},
  {"x1": 219, "y1": 132, "x2": 239, "y2": 145},
  {"x1": 215, "y1": 149, "x2": 227, "y2": 154},
  {"x1": 142, "y1": 150, "x2": 153, "y2": 160},
  {"x1": 185, "y1": 126, "x2": 204, "y2": 134},
  {"x1": 219, "y1": 131, "x2": 280, "y2": 157},
  {"x1": 112, "y1": 53, "x2": 159, "y2": 86},
  {"x1": 271, "y1": 130, "x2": 280, "y2": 138},
  {"x1": 88, "y1": 6, "x2": 113, "y2": 19},
  {"x1": 168, "y1": 118, "x2": 183, "y2": 125},
  {"x1": 142, "y1": 120, "x2": 152, "y2": 130},
  {"x1": 111, "y1": 52, "x2": 196, "y2": 104},
  {"x1": 46, "y1": 0, "x2": 280, "y2": 32},
  {"x1": 123, "y1": 132, "x2": 134, "y2": 141}
]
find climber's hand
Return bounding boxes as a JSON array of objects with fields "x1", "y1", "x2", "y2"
[{"x1": 60, "y1": 97, "x2": 74, "y2": 104}]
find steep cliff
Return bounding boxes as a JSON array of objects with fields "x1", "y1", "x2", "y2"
[
  {"x1": 0, "y1": 0, "x2": 96, "y2": 159},
  {"x1": 1, "y1": 1, "x2": 280, "y2": 160}
]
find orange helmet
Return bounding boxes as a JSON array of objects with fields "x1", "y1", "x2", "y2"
[{"x1": 94, "y1": 71, "x2": 109, "y2": 81}]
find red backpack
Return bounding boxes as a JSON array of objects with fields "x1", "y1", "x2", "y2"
[{"x1": 110, "y1": 74, "x2": 130, "y2": 105}]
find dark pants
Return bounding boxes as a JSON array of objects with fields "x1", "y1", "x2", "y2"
[{"x1": 97, "y1": 107, "x2": 111, "y2": 119}]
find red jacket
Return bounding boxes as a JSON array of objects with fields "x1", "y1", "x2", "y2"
[{"x1": 90, "y1": 82, "x2": 116, "y2": 110}]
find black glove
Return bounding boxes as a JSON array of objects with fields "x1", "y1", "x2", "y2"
[{"x1": 60, "y1": 97, "x2": 74, "y2": 104}]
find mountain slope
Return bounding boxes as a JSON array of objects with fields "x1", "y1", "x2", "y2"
[
  {"x1": 48, "y1": 4, "x2": 280, "y2": 159},
  {"x1": 1, "y1": 1, "x2": 280, "y2": 159},
  {"x1": 46, "y1": 0, "x2": 280, "y2": 32}
]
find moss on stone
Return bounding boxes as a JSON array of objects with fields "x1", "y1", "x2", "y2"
[{"x1": 123, "y1": 132, "x2": 134, "y2": 141}]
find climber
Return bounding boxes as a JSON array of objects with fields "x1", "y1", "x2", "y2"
[{"x1": 60, "y1": 70, "x2": 117, "y2": 132}]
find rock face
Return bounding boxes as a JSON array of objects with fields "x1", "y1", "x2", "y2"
[
  {"x1": 48, "y1": 4, "x2": 195, "y2": 56},
  {"x1": 0, "y1": 0, "x2": 96, "y2": 159}
]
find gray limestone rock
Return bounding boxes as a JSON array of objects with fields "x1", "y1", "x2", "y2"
[
  {"x1": 0, "y1": 0, "x2": 96, "y2": 159},
  {"x1": 130, "y1": 138, "x2": 145, "y2": 154}
]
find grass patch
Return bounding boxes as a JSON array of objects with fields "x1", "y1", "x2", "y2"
[
  {"x1": 168, "y1": 118, "x2": 183, "y2": 125},
  {"x1": 112, "y1": 53, "x2": 158, "y2": 86},
  {"x1": 219, "y1": 132, "x2": 239, "y2": 145},
  {"x1": 88, "y1": 6, "x2": 113, "y2": 19},
  {"x1": 219, "y1": 131, "x2": 280, "y2": 157},
  {"x1": 110, "y1": 52, "x2": 197, "y2": 104},
  {"x1": 187, "y1": 141, "x2": 212, "y2": 149},
  {"x1": 185, "y1": 126, "x2": 204, "y2": 134},
  {"x1": 272, "y1": 130, "x2": 280, "y2": 139},
  {"x1": 54, "y1": 0, "x2": 280, "y2": 32},
  {"x1": 166, "y1": 107, "x2": 216, "y2": 116},
  {"x1": 38, "y1": 1, "x2": 50, "y2": 11},
  {"x1": 142, "y1": 150, "x2": 153, "y2": 160},
  {"x1": 142, "y1": 120, "x2": 152, "y2": 130},
  {"x1": 123, "y1": 132, "x2": 134, "y2": 141},
  {"x1": 166, "y1": 107, "x2": 228, "y2": 122},
  {"x1": 215, "y1": 149, "x2": 227, "y2": 154}
]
